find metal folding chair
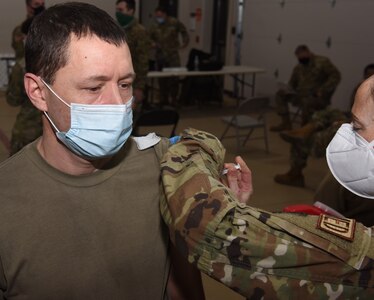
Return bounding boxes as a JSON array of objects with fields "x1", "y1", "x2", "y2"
[{"x1": 220, "y1": 96, "x2": 270, "y2": 153}]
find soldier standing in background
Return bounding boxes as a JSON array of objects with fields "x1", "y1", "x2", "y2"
[
  {"x1": 148, "y1": 6, "x2": 189, "y2": 106},
  {"x1": 115, "y1": 0, "x2": 151, "y2": 113},
  {"x1": 12, "y1": 0, "x2": 45, "y2": 61},
  {"x1": 271, "y1": 45, "x2": 341, "y2": 131},
  {"x1": 7, "y1": 18, "x2": 42, "y2": 156}
]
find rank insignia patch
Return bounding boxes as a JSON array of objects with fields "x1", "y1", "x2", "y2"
[{"x1": 317, "y1": 214, "x2": 356, "y2": 241}]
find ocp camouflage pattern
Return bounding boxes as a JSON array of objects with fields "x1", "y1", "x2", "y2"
[
  {"x1": 6, "y1": 58, "x2": 42, "y2": 155},
  {"x1": 148, "y1": 16, "x2": 189, "y2": 67},
  {"x1": 123, "y1": 18, "x2": 151, "y2": 90},
  {"x1": 160, "y1": 128, "x2": 374, "y2": 299},
  {"x1": 291, "y1": 108, "x2": 348, "y2": 168},
  {"x1": 289, "y1": 55, "x2": 341, "y2": 100}
]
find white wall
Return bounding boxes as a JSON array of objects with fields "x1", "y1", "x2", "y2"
[
  {"x1": 229, "y1": 0, "x2": 374, "y2": 110},
  {"x1": 177, "y1": 0, "x2": 214, "y2": 65}
]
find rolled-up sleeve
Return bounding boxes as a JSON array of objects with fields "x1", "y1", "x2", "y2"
[{"x1": 160, "y1": 128, "x2": 374, "y2": 299}]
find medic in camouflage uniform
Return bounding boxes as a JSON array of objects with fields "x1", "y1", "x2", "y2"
[
  {"x1": 274, "y1": 108, "x2": 348, "y2": 187},
  {"x1": 148, "y1": 6, "x2": 189, "y2": 106},
  {"x1": 160, "y1": 128, "x2": 374, "y2": 299},
  {"x1": 271, "y1": 45, "x2": 341, "y2": 131},
  {"x1": 115, "y1": 0, "x2": 151, "y2": 113}
]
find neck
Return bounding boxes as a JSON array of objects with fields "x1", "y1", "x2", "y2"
[{"x1": 37, "y1": 117, "x2": 109, "y2": 176}]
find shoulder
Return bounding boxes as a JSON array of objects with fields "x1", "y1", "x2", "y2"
[
  {"x1": 130, "y1": 19, "x2": 146, "y2": 31},
  {"x1": 131, "y1": 133, "x2": 171, "y2": 161},
  {"x1": 314, "y1": 55, "x2": 331, "y2": 64},
  {"x1": 13, "y1": 58, "x2": 26, "y2": 72},
  {"x1": 12, "y1": 24, "x2": 22, "y2": 35},
  {"x1": 0, "y1": 144, "x2": 36, "y2": 190},
  {"x1": 167, "y1": 17, "x2": 180, "y2": 26}
]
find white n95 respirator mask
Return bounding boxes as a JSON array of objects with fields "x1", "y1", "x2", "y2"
[{"x1": 326, "y1": 123, "x2": 374, "y2": 199}]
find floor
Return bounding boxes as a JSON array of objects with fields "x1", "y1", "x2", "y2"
[{"x1": 0, "y1": 90, "x2": 329, "y2": 299}]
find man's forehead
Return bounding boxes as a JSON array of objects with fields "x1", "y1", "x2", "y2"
[
  {"x1": 30, "y1": 0, "x2": 44, "y2": 6},
  {"x1": 116, "y1": 2, "x2": 128, "y2": 9}
]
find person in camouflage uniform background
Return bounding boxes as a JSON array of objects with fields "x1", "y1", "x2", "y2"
[
  {"x1": 274, "y1": 64, "x2": 374, "y2": 188},
  {"x1": 7, "y1": 18, "x2": 42, "y2": 156},
  {"x1": 271, "y1": 45, "x2": 341, "y2": 131},
  {"x1": 11, "y1": 0, "x2": 45, "y2": 61},
  {"x1": 274, "y1": 108, "x2": 348, "y2": 187},
  {"x1": 160, "y1": 128, "x2": 374, "y2": 299},
  {"x1": 148, "y1": 6, "x2": 189, "y2": 106},
  {"x1": 115, "y1": 0, "x2": 151, "y2": 114}
]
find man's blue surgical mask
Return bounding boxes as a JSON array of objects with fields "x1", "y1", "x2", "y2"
[{"x1": 41, "y1": 79, "x2": 133, "y2": 159}]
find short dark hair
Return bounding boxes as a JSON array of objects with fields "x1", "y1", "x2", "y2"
[
  {"x1": 26, "y1": 0, "x2": 33, "y2": 6},
  {"x1": 364, "y1": 64, "x2": 374, "y2": 75},
  {"x1": 155, "y1": 6, "x2": 168, "y2": 14},
  {"x1": 116, "y1": 0, "x2": 136, "y2": 11},
  {"x1": 21, "y1": 17, "x2": 34, "y2": 35},
  {"x1": 25, "y1": 2, "x2": 127, "y2": 83},
  {"x1": 294, "y1": 45, "x2": 310, "y2": 55}
]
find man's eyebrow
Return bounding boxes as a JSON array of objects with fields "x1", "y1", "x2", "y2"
[
  {"x1": 119, "y1": 73, "x2": 136, "y2": 81},
  {"x1": 81, "y1": 73, "x2": 136, "y2": 82}
]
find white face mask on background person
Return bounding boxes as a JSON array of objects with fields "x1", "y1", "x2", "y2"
[
  {"x1": 41, "y1": 78, "x2": 133, "y2": 159},
  {"x1": 326, "y1": 123, "x2": 374, "y2": 199}
]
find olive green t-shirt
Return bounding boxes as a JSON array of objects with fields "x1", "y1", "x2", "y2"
[{"x1": 0, "y1": 138, "x2": 170, "y2": 299}]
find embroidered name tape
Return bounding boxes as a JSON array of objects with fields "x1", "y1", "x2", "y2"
[{"x1": 317, "y1": 214, "x2": 356, "y2": 242}]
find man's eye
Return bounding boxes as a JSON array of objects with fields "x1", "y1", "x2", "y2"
[
  {"x1": 119, "y1": 82, "x2": 132, "y2": 90},
  {"x1": 86, "y1": 87, "x2": 101, "y2": 92}
]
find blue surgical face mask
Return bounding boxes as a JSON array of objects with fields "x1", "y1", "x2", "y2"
[
  {"x1": 155, "y1": 17, "x2": 165, "y2": 24},
  {"x1": 41, "y1": 79, "x2": 133, "y2": 159}
]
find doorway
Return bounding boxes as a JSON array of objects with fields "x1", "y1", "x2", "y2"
[{"x1": 211, "y1": 0, "x2": 228, "y2": 64}]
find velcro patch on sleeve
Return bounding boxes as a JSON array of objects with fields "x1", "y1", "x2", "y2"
[{"x1": 317, "y1": 214, "x2": 356, "y2": 242}]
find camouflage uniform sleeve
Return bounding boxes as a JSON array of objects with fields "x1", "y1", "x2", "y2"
[
  {"x1": 176, "y1": 20, "x2": 189, "y2": 48},
  {"x1": 160, "y1": 128, "x2": 374, "y2": 299},
  {"x1": 6, "y1": 60, "x2": 26, "y2": 107},
  {"x1": 288, "y1": 65, "x2": 300, "y2": 90},
  {"x1": 11, "y1": 25, "x2": 25, "y2": 60},
  {"x1": 132, "y1": 28, "x2": 151, "y2": 91},
  {"x1": 318, "y1": 58, "x2": 341, "y2": 97}
]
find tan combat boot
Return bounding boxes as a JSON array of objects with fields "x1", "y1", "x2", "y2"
[
  {"x1": 279, "y1": 122, "x2": 317, "y2": 143},
  {"x1": 274, "y1": 167, "x2": 305, "y2": 187},
  {"x1": 270, "y1": 115, "x2": 292, "y2": 132}
]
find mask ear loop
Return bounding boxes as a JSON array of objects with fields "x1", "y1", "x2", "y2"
[
  {"x1": 39, "y1": 77, "x2": 71, "y2": 108},
  {"x1": 43, "y1": 111, "x2": 60, "y2": 133},
  {"x1": 125, "y1": 96, "x2": 134, "y2": 113},
  {"x1": 39, "y1": 77, "x2": 70, "y2": 133}
]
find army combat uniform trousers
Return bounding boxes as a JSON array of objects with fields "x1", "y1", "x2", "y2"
[
  {"x1": 160, "y1": 128, "x2": 374, "y2": 299},
  {"x1": 275, "y1": 91, "x2": 330, "y2": 124}
]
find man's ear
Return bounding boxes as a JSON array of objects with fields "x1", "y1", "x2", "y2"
[{"x1": 24, "y1": 73, "x2": 48, "y2": 112}]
